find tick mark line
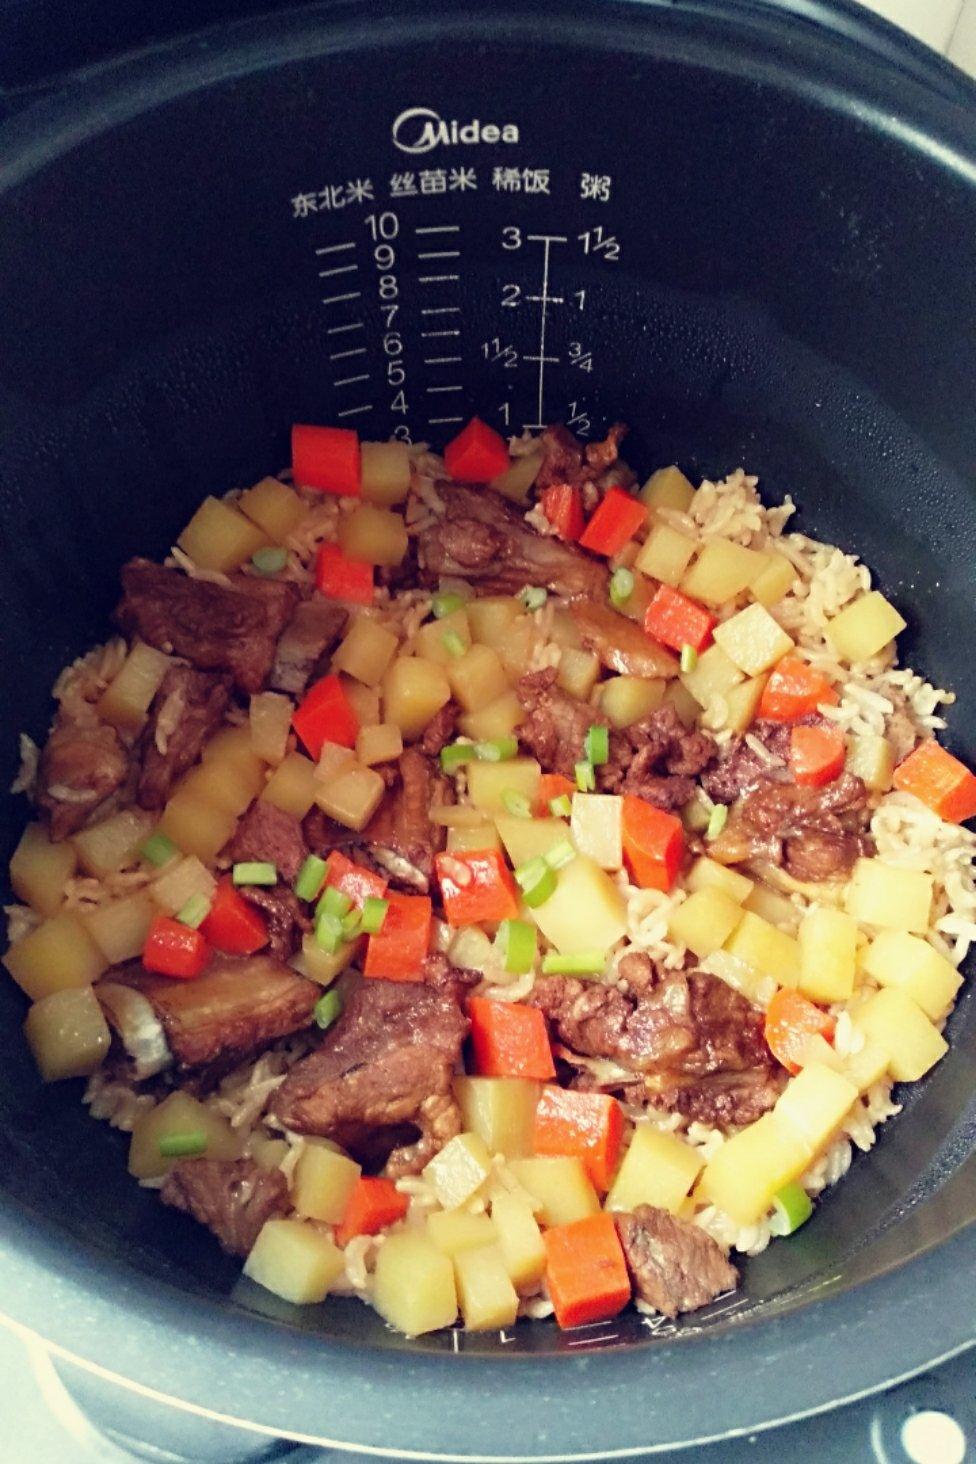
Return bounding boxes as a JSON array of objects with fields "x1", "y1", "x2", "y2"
[
  {"x1": 326, "y1": 321, "x2": 365, "y2": 335},
  {"x1": 421, "y1": 306, "x2": 461, "y2": 316},
  {"x1": 315, "y1": 241, "x2": 355, "y2": 254},
  {"x1": 533, "y1": 237, "x2": 554, "y2": 427},
  {"x1": 333, "y1": 373, "x2": 370, "y2": 387},
  {"x1": 318, "y1": 263, "x2": 358, "y2": 278},
  {"x1": 423, "y1": 356, "x2": 463, "y2": 365},
  {"x1": 336, "y1": 403, "x2": 373, "y2": 418},
  {"x1": 421, "y1": 329, "x2": 460, "y2": 338},
  {"x1": 415, "y1": 224, "x2": 461, "y2": 235},
  {"x1": 329, "y1": 347, "x2": 367, "y2": 361},
  {"x1": 523, "y1": 354, "x2": 560, "y2": 364},
  {"x1": 526, "y1": 233, "x2": 568, "y2": 244},
  {"x1": 428, "y1": 415, "x2": 464, "y2": 425},
  {"x1": 417, "y1": 250, "x2": 460, "y2": 261},
  {"x1": 525, "y1": 295, "x2": 564, "y2": 305},
  {"x1": 426, "y1": 384, "x2": 463, "y2": 394},
  {"x1": 321, "y1": 291, "x2": 362, "y2": 305},
  {"x1": 419, "y1": 274, "x2": 460, "y2": 284}
]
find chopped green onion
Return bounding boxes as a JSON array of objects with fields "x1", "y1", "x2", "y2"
[
  {"x1": 609, "y1": 567, "x2": 635, "y2": 609},
  {"x1": 176, "y1": 893, "x2": 211, "y2": 930},
  {"x1": 294, "y1": 854, "x2": 328, "y2": 902},
  {"x1": 317, "y1": 885, "x2": 352, "y2": 921},
  {"x1": 540, "y1": 950, "x2": 605, "y2": 976},
  {"x1": 519, "y1": 586, "x2": 548, "y2": 612},
  {"x1": 575, "y1": 759, "x2": 596, "y2": 792},
  {"x1": 361, "y1": 896, "x2": 389, "y2": 934},
  {"x1": 341, "y1": 909, "x2": 363, "y2": 939},
  {"x1": 495, "y1": 918, "x2": 537, "y2": 975},
  {"x1": 314, "y1": 990, "x2": 343, "y2": 1031},
  {"x1": 442, "y1": 630, "x2": 467, "y2": 659},
  {"x1": 545, "y1": 839, "x2": 576, "y2": 871},
  {"x1": 549, "y1": 793, "x2": 573, "y2": 817},
  {"x1": 315, "y1": 911, "x2": 345, "y2": 954},
  {"x1": 502, "y1": 789, "x2": 532, "y2": 818},
  {"x1": 158, "y1": 1131, "x2": 207, "y2": 1159},
  {"x1": 770, "y1": 1181, "x2": 813, "y2": 1236},
  {"x1": 679, "y1": 643, "x2": 698, "y2": 674},
  {"x1": 251, "y1": 546, "x2": 288, "y2": 576},
  {"x1": 514, "y1": 856, "x2": 558, "y2": 908},
  {"x1": 232, "y1": 861, "x2": 277, "y2": 886},
  {"x1": 432, "y1": 591, "x2": 464, "y2": 619},
  {"x1": 474, "y1": 736, "x2": 519, "y2": 762},
  {"x1": 140, "y1": 832, "x2": 179, "y2": 868},
  {"x1": 706, "y1": 804, "x2": 729, "y2": 841},
  {"x1": 584, "y1": 725, "x2": 609, "y2": 766},
  {"x1": 440, "y1": 742, "x2": 475, "y2": 773}
]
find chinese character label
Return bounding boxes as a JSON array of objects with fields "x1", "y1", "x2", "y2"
[
  {"x1": 419, "y1": 168, "x2": 447, "y2": 195},
  {"x1": 580, "y1": 172, "x2": 612, "y2": 202},
  {"x1": 448, "y1": 166, "x2": 477, "y2": 191},
  {"x1": 289, "y1": 179, "x2": 375, "y2": 216}
]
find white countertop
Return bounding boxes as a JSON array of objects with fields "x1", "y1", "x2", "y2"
[{"x1": 857, "y1": 0, "x2": 976, "y2": 72}]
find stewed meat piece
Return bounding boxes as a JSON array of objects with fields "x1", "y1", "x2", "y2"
[
  {"x1": 535, "y1": 422, "x2": 628, "y2": 490},
  {"x1": 360, "y1": 748, "x2": 448, "y2": 892},
  {"x1": 517, "y1": 669, "x2": 603, "y2": 779},
  {"x1": 708, "y1": 771, "x2": 871, "y2": 883},
  {"x1": 137, "y1": 666, "x2": 232, "y2": 810},
  {"x1": 600, "y1": 704, "x2": 717, "y2": 811},
  {"x1": 615, "y1": 1207, "x2": 738, "y2": 1318},
  {"x1": 699, "y1": 720, "x2": 793, "y2": 805},
  {"x1": 160, "y1": 1158, "x2": 289, "y2": 1257},
  {"x1": 37, "y1": 719, "x2": 129, "y2": 840},
  {"x1": 227, "y1": 800, "x2": 309, "y2": 884},
  {"x1": 570, "y1": 601, "x2": 680, "y2": 680},
  {"x1": 240, "y1": 885, "x2": 311, "y2": 961},
  {"x1": 269, "y1": 600, "x2": 348, "y2": 696},
  {"x1": 420, "y1": 703, "x2": 458, "y2": 759}
]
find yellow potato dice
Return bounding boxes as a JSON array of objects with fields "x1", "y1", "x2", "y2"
[
  {"x1": 293, "y1": 932, "x2": 357, "y2": 987},
  {"x1": 423, "y1": 1132, "x2": 493, "y2": 1210},
  {"x1": 178, "y1": 496, "x2": 267, "y2": 572},
  {"x1": 844, "y1": 858, "x2": 933, "y2": 933},
  {"x1": 599, "y1": 675, "x2": 666, "y2": 729},
  {"x1": 332, "y1": 616, "x2": 399, "y2": 687},
  {"x1": 570, "y1": 793, "x2": 623, "y2": 871},
  {"x1": 713, "y1": 603, "x2": 794, "y2": 675},
  {"x1": 3, "y1": 912, "x2": 107, "y2": 1000},
  {"x1": 237, "y1": 477, "x2": 308, "y2": 542},
  {"x1": 662, "y1": 680, "x2": 701, "y2": 728},
  {"x1": 459, "y1": 690, "x2": 524, "y2": 743},
  {"x1": 361, "y1": 441, "x2": 411, "y2": 506},
  {"x1": 798, "y1": 907, "x2": 857, "y2": 1002},
  {"x1": 825, "y1": 591, "x2": 906, "y2": 664},
  {"x1": 605, "y1": 1125, "x2": 704, "y2": 1215},
  {"x1": 73, "y1": 809, "x2": 154, "y2": 878},
  {"x1": 315, "y1": 765, "x2": 385, "y2": 832},
  {"x1": 454, "y1": 1245, "x2": 519, "y2": 1331},
  {"x1": 24, "y1": 986, "x2": 111, "y2": 1082},
  {"x1": 840, "y1": 1041, "x2": 890, "y2": 1094},
  {"x1": 159, "y1": 790, "x2": 238, "y2": 864},
  {"x1": 775, "y1": 1063, "x2": 857, "y2": 1151},
  {"x1": 700, "y1": 948, "x2": 771, "y2": 1006},
  {"x1": 468, "y1": 758, "x2": 541, "y2": 818},
  {"x1": 635, "y1": 522, "x2": 698, "y2": 586},
  {"x1": 97, "y1": 642, "x2": 171, "y2": 732},
  {"x1": 454, "y1": 1076, "x2": 540, "y2": 1159},
  {"x1": 508, "y1": 1156, "x2": 600, "y2": 1226},
  {"x1": 83, "y1": 891, "x2": 156, "y2": 964},
  {"x1": 244, "y1": 1219, "x2": 345, "y2": 1305},
  {"x1": 744, "y1": 883, "x2": 799, "y2": 930},
  {"x1": 427, "y1": 1210, "x2": 497, "y2": 1258},
  {"x1": 179, "y1": 755, "x2": 264, "y2": 818},
  {"x1": 685, "y1": 856, "x2": 754, "y2": 904},
  {"x1": 748, "y1": 551, "x2": 797, "y2": 608},
  {"x1": 669, "y1": 888, "x2": 743, "y2": 959},
  {"x1": 340, "y1": 676, "x2": 381, "y2": 728},
  {"x1": 261, "y1": 752, "x2": 318, "y2": 818},
  {"x1": 382, "y1": 656, "x2": 451, "y2": 739},
  {"x1": 150, "y1": 855, "x2": 217, "y2": 916},
  {"x1": 489, "y1": 1188, "x2": 546, "y2": 1287},
  {"x1": 10, "y1": 823, "x2": 77, "y2": 917},
  {"x1": 338, "y1": 503, "x2": 408, "y2": 567},
  {"x1": 696, "y1": 1113, "x2": 812, "y2": 1225},
  {"x1": 680, "y1": 644, "x2": 744, "y2": 708},
  {"x1": 529, "y1": 854, "x2": 627, "y2": 955},
  {"x1": 292, "y1": 1142, "x2": 361, "y2": 1224},
  {"x1": 720, "y1": 674, "x2": 768, "y2": 735},
  {"x1": 846, "y1": 734, "x2": 895, "y2": 793},
  {"x1": 373, "y1": 1231, "x2": 458, "y2": 1336},
  {"x1": 249, "y1": 692, "x2": 293, "y2": 764},
  {"x1": 859, "y1": 931, "x2": 961, "y2": 1020},
  {"x1": 490, "y1": 450, "x2": 542, "y2": 505},
  {"x1": 557, "y1": 647, "x2": 601, "y2": 701},
  {"x1": 467, "y1": 596, "x2": 525, "y2": 649},
  {"x1": 128, "y1": 1091, "x2": 242, "y2": 1180},
  {"x1": 851, "y1": 988, "x2": 947, "y2": 1082},
  {"x1": 447, "y1": 643, "x2": 510, "y2": 713},
  {"x1": 447, "y1": 823, "x2": 502, "y2": 855},
  {"x1": 201, "y1": 726, "x2": 266, "y2": 777},
  {"x1": 639, "y1": 465, "x2": 695, "y2": 513},
  {"x1": 681, "y1": 539, "x2": 767, "y2": 606},
  {"x1": 251, "y1": 1136, "x2": 289, "y2": 1172},
  {"x1": 495, "y1": 816, "x2": 569, "y2": 869},
  {"x1": 356, "y1": 722, "x2": 403, "y2": 766},
  {"x1": 725, "y1": 911, "x2": 800, "y2": 985},
  {"x1": 413, "y1": 607, "x2": 472, "y2": 667}
]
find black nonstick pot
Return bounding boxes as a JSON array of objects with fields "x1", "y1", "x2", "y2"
[{"x1": 0, "y1": 0, "x2": 974, "y2": 1456}]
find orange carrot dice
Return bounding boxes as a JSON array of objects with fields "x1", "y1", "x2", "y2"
[
  {"x1": 335, "y1": 1177, "x2": 408, "y2": 1248},
  {"x1": 435, "y1": 850, "x2": 521, "y2": 927},
  {"x1": 443, "y1": 417, "x2": 510, "y2": 483},
  {"x1": 621, "y1": 795, "x2": 685, "y2": 891},
  {"x1": 789, "y1": 725, "x2": 846, "y2": 787},
  {"x1": 292, "y1": 673, "x2": 359, "y2": 757},
  {"x1": 544, "y1": 1213, "x2": 631, "y2": 1330},
  {"x1": 363, "y1": 892, "x2": 431, "y2": 980},
  {"x1": 533, "y1": 1087, "x2": 624, "y2": 1192},
  {"x1": 536, "y1": 773, "x2": 576, "y2": 815},
  {"x1": 468, "y1": 996, "x2": 555, "y2": 1080},
  {"x1": 644, "y1": 584, "x2": 716, "y2": 654},
  {"x1": 292, "y1": 423, "x2": 361, "y2": 496},
  {"x1": 758, "y1": 656, "x2": 840, "y2": 722},
  {"x1": 892, "y1": 740, "x2": 976, "y2": 824},
  {"x1": 578, "y1": 487, "x2": 648, "y2": 558},
  {"x1": 764, "y1": 988, "x2": 835, "y2": 1074},
  {"x1": 325, "y1": 850, "x2": 388, "y2": 909},
  {"x1": 540, "y1": 483, "x2": 585, "y2": 543}
]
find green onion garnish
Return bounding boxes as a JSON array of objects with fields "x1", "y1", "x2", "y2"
[
  {"x1": 442, "y1": 630, "x2": 466, "y2": 659},
  {"x1": 706, "y1": 804, "x2": 729, "y2": 841},
  {"x1": 549, "y1": 793, "x2": 573, "y2": 817},
  {"x1": 317, "y1": 885, "x2": 352, "y2": 921},
  {"x1": 294, "y1": 854, "x2": 328, "y2": 903},
  {"x1": 474, "y1": 736, "x2": 519, "y2": 762},
  {"x1": 158, "y1": 1131, "x2": 208, "y2": 1159},
  {"x1": 514, "y1": 856, "x2": 557, "y2": 908},
  {"x1": 495, "y1": 918, "x2": 537, "y2": 975},
  {"x1": 584, "y1": 725, "x2": 609, "y2": 766},
  {"x1": 680, "y1": 643, "x2": 698, "y2": 674},
  {"x1": 314, "y1": 990, "x2": 343, "y2": 1031},
  {"x1": 519, "y1": 586, "x2": 548, "y2": 612},
  {"x1": 770, "y1": 1181, "x2": 813, "y2": 1236},
  {"x1": 540, "y1": 950, "x2": 605, "y2": 976},
  {"x1": 432, "y1": 591, "x2": 464, "y2": 619},
  {"x1": 341, "y1": 909, "x2": 363, "y2": 939},
  {"x1": 251, "y1": 546, "x2": 288, "y2": 576},
  {"x1": 315, "y1": 911, "x2": 345, "y2": 954},
  {"x1": 545, "y1": 839, "x2": 576, "y2": 871},
  {"x1": 440, "y1": 742, "x2": 475, "y2": 773},
  {"x1": 502, "y1": 789, "x2": 532, "y2": 818},
  {"x1": 575, "y1": 759, "x2": 596, "y2": 792},
  {"x1": 140, "y1": 832, "x2": 179, "y2": 868},
  {"x1": 176, "y1": 893, "x2": 211, "y2": 930},
  {"x1": 232, "y1": 861, "x2": 277, "y2": 886},
  {"x1": 361, "y1": 896, "x2": 389, "y2": 934},
  {"x1": 609, "y1": 567, "x2": 634, "y2": 609}
]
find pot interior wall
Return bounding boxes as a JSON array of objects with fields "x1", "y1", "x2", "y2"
[{"x1": 0, "y1": 3, "x2": 973, "y2": 1357}]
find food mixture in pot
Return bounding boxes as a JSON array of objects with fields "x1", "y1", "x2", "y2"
[{"x1": 4, "y1": 416, "x2": 975, "y2": 1336}]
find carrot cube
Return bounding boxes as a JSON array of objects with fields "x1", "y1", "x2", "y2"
[
  {"x1": 621, "y1": 795, "x2": 685, "y2": 892},
  {"x1": 533, "y1": 1087, "x2": 624, "y2": 1192},
  {"x1": 644, "y1": 584, "x2": 716, "y2": 654},
  {"x1": 363, "y1": 892, "x2": 432, "y2": 980},
  {"x1": 579, "y1": 487, "x2": 648, "y2": 558},
  {"x1": 758, "y1": 656, "x2": 840, "y2": 722},
  {"x1": 789, "y1": 725, "x2": 846, "y2": 788},
  {"x1": 468, "y1": 997, "x2": 555, "y2": 1080},
  {"x1": 335, "y1": 1177, "x2": 408, "y2": 1248},
  {"x1": 435, "y1": 850, "x2": 521, "y2": 927},
  {"x1": 543, "y1": 1212, "x2": 631, "y2": 1329},
  {"x1": 892, "y1": 739, "x2": 976, "y2": 824}
]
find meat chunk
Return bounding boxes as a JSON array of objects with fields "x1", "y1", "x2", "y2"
[
  {"x1": 420, "y1": 703, "x2": 457, "y2": 758},
  {"x1": 137, "y1": 666, "x2": 232, "y2": 810},
  {"x1": 115, "y1": 559, "x2": 300, "y2": 694},
  {"x1": 227, "y1": 800, "x2": 308, "y2": 883},
  {"x1": 421, "y1": 952, "x2": 481, "y2": 998},
  {"x1": 615, "y1": 1207, "x2": 738, "y2": 1318},
  {"x1": 600, "y1": 704, "x2": 717, "y2": 812},
  {"x1": 273, "y1": 978, "x2": 468, "y2": 1176},
  {"x1": 37, "y1": 719, "x2": 129, "y2": 839},
  {"x1": 110, "y1": 954, "x2": 318, "y2": 1070},
  {"x1": 570, "y1": 601, "x2": 680, "y2": 680},
  {"x1": 269, "y1": 600, "x2": 347, "y2": 696},
  {"x1": 241, "y1": 885, "x2": 311, "y2": 961},
  {"x1": 417, "y1": 485, "x2": 608, "y2": 601},
  {"x1": 535, "y1": 422, "x2": 627, "y2": 491},
  {"x1": 360, "y1": 748, "x2": 447, "y2": 892},
  {"x1": 517, "y1": 669, "x2": 600, "y2": 779},
  {"x1": 699, "y1": 721, "x2": 793, "y2": 805},
  {"x1": 160, "y1": 1158, "x2": 289, "y2": 1257},
  {"x1": 709, "y1": 771, "x2": 870, "y2": 883}
]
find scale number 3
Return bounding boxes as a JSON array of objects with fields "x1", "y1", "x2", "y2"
[{"x1": 501, "y1": 226, "x2": 522, "y2": 251}]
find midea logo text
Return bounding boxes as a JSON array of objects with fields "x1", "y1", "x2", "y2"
[{"x1": 391, "y1": 106, "x2": 519, "y2": 155}]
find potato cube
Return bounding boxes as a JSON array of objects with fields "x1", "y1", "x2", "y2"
[
  {"x1": 292, "y1": 1141, "x2": 361, "y2": 1223},
  {"x1": 635, "y1": 522, "x2": 698, "y2": 586},
  {"x1": 159, "y1": 790, "x2": 238, "y2": 864},
  {"x1": 244, "y1": 1219, "x2": 345, "y2": 1305},
  {"x1": 448, "y1": 643, "x2": 510, "y2": 714},
  {"x1": 495, "y1": 815, "x2": 571, "y2": 869},
  {"x1": 128, "y1": 1091, "x2": 242, "y2": 1180},
  {"x1": 97, "y1": 642, "x2": 171, "y2": 732},
  {"x1": 797, "y1": 907, "x2": 857, "y2": 1002},
  {"x1": 423, "y1": 1132, "x2": 493, "y2": 1210},
  {"x1": 361, "y1": 441, "x2": 411, "y2": 506},
  {"x1": 468, "y1": 758, "x2": 541, "y2": 818},
  {"x1": 10, "y1": 823, "x2": 77, "y2": 917},
  {"x1": 681, "y1": 539, "x2": 767, "y2": 606},
  {"x1": 179, "y1": 756, "x2": 264, "y2": 818},
  {"x1": 720, "y1": 674, "x2": 768, "y2": 734},
  {"x1": 570, "y1": 793, "x2": 623, "y2": 870},
  {"x1": 382, "y1": 656, "x2": 451, "y2": 739},
  {"x1": 680, "y1": 644, "x2": 744, "y2": 708},
  {"x1": 851, "y1": 988, "x2": 947, "y2": 1082},
  {"x1": 490, "y1": 450, "x2": 542, "y2": 505},
  {"x1": 413, "y1": 608, "x2": 472, "y2": 667},
  {"x1": 859, "y1": 931, "x2": 961, "y2": 1020},
  {"x1": 315, "y1": 765, "x2": 385, "y2": 832},
  {"x1": 427, "y1": 1210, "x2": 497, "y2": 1258},
  {"x1": 459, "y1": 690, "x2": 524, "y2": 743},
  {"x1": 249, "y1": 692, "x2": 292, "y2": 764},
  {"x1": 744, "y1": 883, "x2": 799, "y2": 930},
  {"x1": 685, "y1": 856, "x2": 754, "y2": 904},
  {"x1": 775, "y1": 1063, "x2": 857, "y2": 1151},
  {"x1": 454, "y1": 1244, "x2": 519, "y2": 1331},
  {"x1": 24, "y1": 986, "x2": 111, "y2": 1081},
  {"x1": 639, "y1": 465, "x2": 695, "y2": 513},
  {"x1": 3, "y1": 912, "x2": 107, "y2": 1000},
  {"x1": 150, "y1": 855, "x2": 217, "y2": 916},
  {"x1": 725, "y1": 911, "x2": 801, "y2": 985},
  {"x1": 201, "y1": 726, "x2": 266, "y2": 777},
  {"x1": 529, "y1": 854, "x2": 627, "y2": 955},
  {"x1": 840, "y1": 1041, "x2": 890, "y2": 1094},
  {"x1": 700, "y1": 948, "x2": 771, "y2": 1006},
  {"x1": 467, "y1": 596, "x2": 525, "y2": 649},
  {"x1": 338, "y1": 503, "x2": 408, "y2": 567},
  {"x1": 237, "y1": 477, "x2": 308, "y2": 542},
  {"x1": 497, "y1": 618, "x2": 537, "y2": 681},
  {"x1": 599, "y1": 676, "x2": 666, "y2": 730},
  {"x1": 178, "y1": 496, "x2": 267, "y2": 572},
  {"x1": 332, "y1": 616, "x2": 399, "y2": 687},
  {"x1": 748, "y1": 551, "x2": 797, "y2": 608},
  {"x1": 508, "y1": 1156, "x2": 600, "y2": 1226},
  {"x1": 454, "y1": 1076, "x2": 541, "y2": 1159},
  {"x1": 356, "y1": 723, "x2": 403, "y2": 766},
  {"x1": 844, "y1": 858, "x2": 933, "y2": 933},
  {"x1": 83, "y1": 891, "x2": 156, "y2": 964},
  {"x1": 261, "y1": 752, "x2": 317, "y2": 817},
  {"x1": 251, "y1": 1136, "x2": 289, "y2": 1172},
  {"x1": 341, "y1": 677, "x2": 381, "y2": 728},
  {"x1": 73, "y1": 809, "x2": 154, "y2": 878},
  {"x1": 605, "y1": 1125, "x2": 704, "y2": 1215},
  {"x1": 846, "y1": 734, "x2": 895, "y2": 793},
  {"x1": 293, "y1": 932, "x2": 357, "y2": 987},
  {"x1": 696, "y1": 1113, "x2": 812, "y2": 1225},
  {"x1": 669, "y1": 888, "x2": 743, "y2": 959},
  {"x1": 489, "y1": 1188, "x2": 547, "y2": 1287},
  {"x1": 373, "y1": 1231, "x2": 458, "y2": 1335},
  {"x1": 825, "y1": 591, "x2": 906, "y2": 664},
  {"x1": 557, "y1": 647, "x2": 601, "y2": 701},
  {"x1": 713, "y1": 603, "x2": 794, "y2": 675},
  {"x1": 447, "y1": 823, "x2": 502, "y2": 855}
]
